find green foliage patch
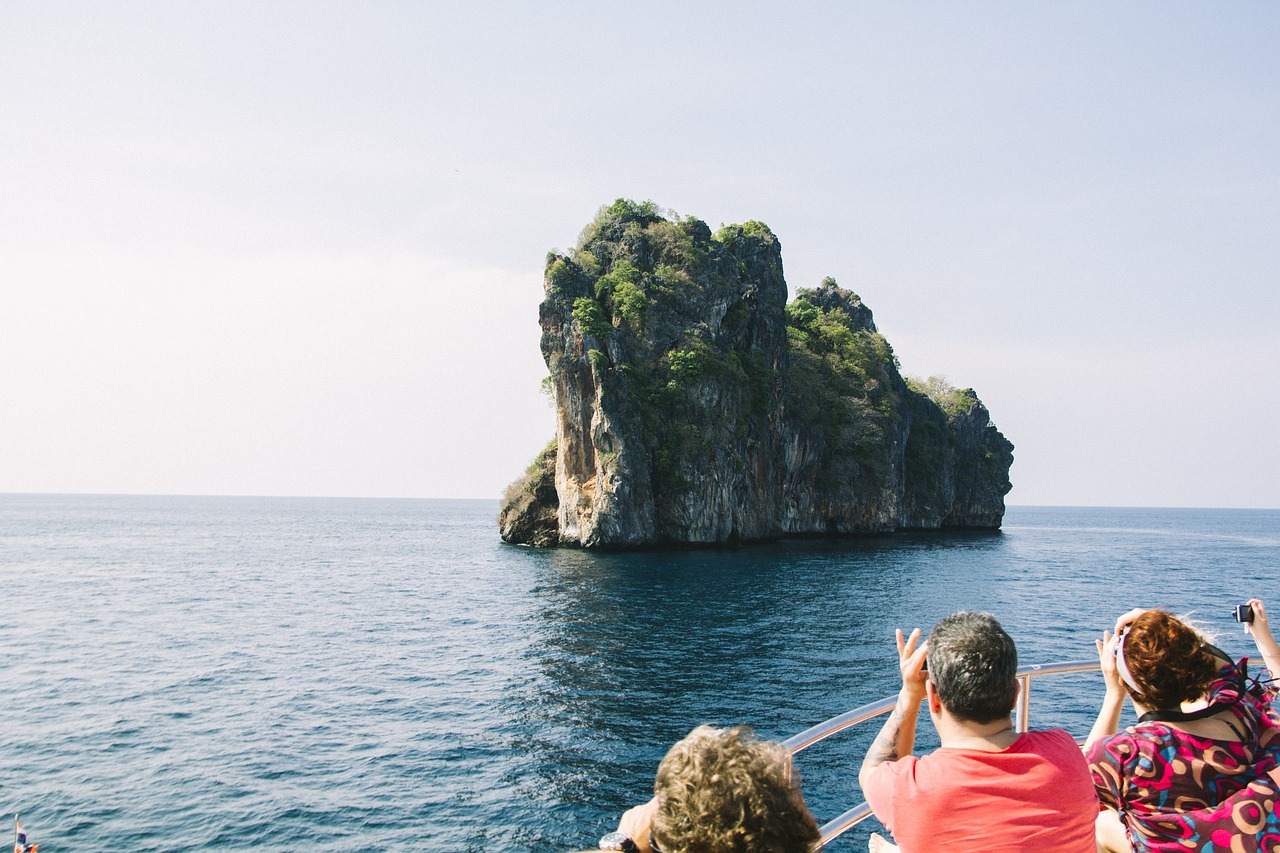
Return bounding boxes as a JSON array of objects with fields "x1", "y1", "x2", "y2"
[
  {"x1": 572, "y1": 297, "x2": 612, "y2": 340},
  {"x1": 786, "y1": 293, "x2": 896, "y2": 403},
  {"x1": 783, "y1": 286, "x2": 902, "y2": 483},
  {"x1": 594, "y1": 259, "x2": 649, "y2": 331},
  {"x1": 547, "y1": 258, "x2": 575, "y2": 293},
  {"x1": 526, "y1": 438, "x2": 557, "y2": 477},
  {"x1": 906, "y1": 376, "x2": 979, "y2": 417}
]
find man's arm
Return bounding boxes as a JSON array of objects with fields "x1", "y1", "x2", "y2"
[
  {"x1": 858, "y1": 688, "x2": 923, "y2": 790},
  {"x1": 859, "y1": 628, "x2": 928, "y2": 790}
]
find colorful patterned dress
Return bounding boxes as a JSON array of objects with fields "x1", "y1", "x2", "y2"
[{"x1": 1087, "y1": 663, "x2": 1280, "y2": 852}]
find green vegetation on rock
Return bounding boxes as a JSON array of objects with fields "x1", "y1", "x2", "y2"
[
  {"x1": 572, "y1": 297, "x2": 612, "y2": 340},
  {"x1": 783, "y1": 279, "x2": 902, "y2": 486},
  {"x1": 907, "y1": 375, "x2": 980, "y2": 417}
]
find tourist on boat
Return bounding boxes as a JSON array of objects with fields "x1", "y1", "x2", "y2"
[
  {"x1": 857, "y1": 611, "x2": 1098, "y2": 853},
  {"x1": 597, "y1": 724, "x2": 821, "y2": 853},
  {"x1": 1086, "y1": 607, "x2": 1280, "y2": 853}
]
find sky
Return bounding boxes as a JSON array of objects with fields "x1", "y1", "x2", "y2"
[{"x1": 1, "y1": 2, "x2": 1277, "y2": 507}]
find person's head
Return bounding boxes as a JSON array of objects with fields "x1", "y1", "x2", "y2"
[
  {"x1": 926, "y1": 611, "x2": 1019, "y2": 724},
  {"x1": 651, "y1": 725, "x2": 821, "y2": 853},
  {"x1": 1117, "y1": 610, "x2": 1219, "y2": 709}
]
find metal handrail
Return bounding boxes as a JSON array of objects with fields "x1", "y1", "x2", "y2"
[{"x1": 786, "y1": 658, "x2": 1101, "y2": 847}]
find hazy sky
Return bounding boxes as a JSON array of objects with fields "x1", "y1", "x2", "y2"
[{"x1": 2, "y1": 2, "x2": 1277, "y2": 507}]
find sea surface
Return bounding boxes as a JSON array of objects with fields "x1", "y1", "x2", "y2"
[{"x1": 1, "y1": 496, "x2": 1278, "y2": 851}]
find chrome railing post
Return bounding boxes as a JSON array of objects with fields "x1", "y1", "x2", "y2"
[{"x1": 1015, "y1": 674, "x2": 1031, "y2": 732}]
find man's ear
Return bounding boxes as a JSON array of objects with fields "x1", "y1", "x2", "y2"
[
  {"x1": 1009, "y1": 680, "x2": 1021, "y2": 712},
  {"x1": 926, "y1": 679, "x2": 943, "y2": 715}
]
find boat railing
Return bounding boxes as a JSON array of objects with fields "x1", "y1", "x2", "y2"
[{"x1": 783, "y1": 658, "x2": 1101, "y2": 848}]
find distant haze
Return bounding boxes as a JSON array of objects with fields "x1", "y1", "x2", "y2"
[{"x1": 2, "y1": 2, "x2": 1277, "y2": 508}]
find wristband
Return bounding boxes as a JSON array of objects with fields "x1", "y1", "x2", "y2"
[{"x1": 598, "y1": 830, "x2": 639, "y2": 851}]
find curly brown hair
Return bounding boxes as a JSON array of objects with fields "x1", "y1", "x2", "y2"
[
  {"x1": 651, "y1": 725, "x2": 821, "y2": 853},
  {"x1": 1121, "y1": 610, "x2": 1220, "y2": 709}
]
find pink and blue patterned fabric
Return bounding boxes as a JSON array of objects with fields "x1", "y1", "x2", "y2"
[{"x1": 1087, "y1": 663, "x2": 1280, "y2": 852}]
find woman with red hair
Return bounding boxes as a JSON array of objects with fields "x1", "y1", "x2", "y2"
[{"x1": 1085, "y1": 607, "x2": 1280, "y2": 852}]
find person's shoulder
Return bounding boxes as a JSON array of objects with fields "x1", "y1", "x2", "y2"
[
  {"x1": 1025, "y1": 728, "x2": 1080, "y2": 748},
  {"x1": 1020, "y1": 729, "x2": 1088, "y2": 762},
  {"x1": 1027, "y1": 727, "x2": 1072, "y2": 738},
  {"x1": 1016, "y1": 731, "x2": 1096, "y2": 797}
]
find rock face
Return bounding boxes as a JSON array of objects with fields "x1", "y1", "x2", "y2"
[
  {"x1": 497, "y1": 443, "x2": 559, "y2": 547},
  {"x1": 499, "y1": 200, "x2": 1014, "y2": 548}
]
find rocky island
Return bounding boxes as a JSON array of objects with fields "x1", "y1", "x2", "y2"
[{"x1": 500, "y1": 200, "x2": 1014, "y2": 548}]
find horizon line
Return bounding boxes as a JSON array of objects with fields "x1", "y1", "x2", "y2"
[{"x1": 1, "y1": 491, "x2": 1276, "y2": 512}]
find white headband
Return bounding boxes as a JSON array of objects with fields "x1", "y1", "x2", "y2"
[{"x1": 1114, "y1": 629, "x2": 1144, "y2": 694}]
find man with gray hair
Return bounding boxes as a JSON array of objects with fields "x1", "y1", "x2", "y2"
[{"x1": 857, "y1": 611, "x2": 1097, "y2": 852}]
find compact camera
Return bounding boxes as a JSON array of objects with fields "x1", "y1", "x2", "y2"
[{"x1": 1234, "y1": 604, "x2": 1255, "y2": 624}]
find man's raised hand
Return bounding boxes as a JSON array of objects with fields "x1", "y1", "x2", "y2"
[{"x1": 896, "y1": 627, "x2": 928, "y2": 702}]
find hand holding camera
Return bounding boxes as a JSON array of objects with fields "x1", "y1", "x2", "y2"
[{"x1": 1237, "y1": 598, "x2": 1280, "y2": 678}]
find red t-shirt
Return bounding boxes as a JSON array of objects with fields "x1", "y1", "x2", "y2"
[{"x1": 863, "y1": 728, "x2": 1098, "y2": 852}]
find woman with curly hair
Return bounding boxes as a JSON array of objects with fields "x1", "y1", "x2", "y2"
[
  {"x1": 1086, "y1": 607, "x2": 1280, "y2": 852},
  {"x1": 599, "y1": 725, "x2": 821, "y2": 853}
]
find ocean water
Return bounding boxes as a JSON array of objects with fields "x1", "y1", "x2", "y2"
[{"x1": 1, "y1": 496, "x2": 1278, "y2": 851}]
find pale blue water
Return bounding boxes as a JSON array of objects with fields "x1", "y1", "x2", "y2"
[{"x1": 1, "y1": 496, "x2": 1277, "y2": 851}]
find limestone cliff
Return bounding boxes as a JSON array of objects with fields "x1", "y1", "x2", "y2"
[{"x1": 499, "y1": 200, "x2": 1013, "y2": 548}]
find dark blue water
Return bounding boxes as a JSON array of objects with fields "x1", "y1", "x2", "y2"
[{"x1": 1, "y1": 497, "x2": 1277, "y2": 851}]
